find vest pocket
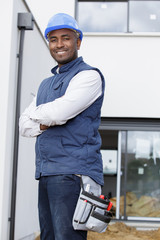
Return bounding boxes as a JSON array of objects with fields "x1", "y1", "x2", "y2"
[
  {"x1": 39, "y1": 134, "x2": 68, "y2": 160},
  {"x1": 61, "y1": 138, "x2": 87, "y2": 160}
]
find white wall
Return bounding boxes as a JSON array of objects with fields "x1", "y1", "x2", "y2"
[
  {"x1": 79, "y1": 33, "x2": 160, "y2": 118},
  {"x1": 0, "y1": 0, "x2": 16, "y2": 239},
  {"x1": 15, "y1": 3, "x2": 54, "y2": 240},
  {"x1": 0, "y1": 0, "x2": 54, "y2": 239}
]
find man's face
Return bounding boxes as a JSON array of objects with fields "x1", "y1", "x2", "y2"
[{"x1": 48, "y1": 29, "x2": 81, "y2": 67}]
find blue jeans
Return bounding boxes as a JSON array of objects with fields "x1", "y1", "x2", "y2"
[{"x1": 38, "y1": 175, "x2": 87, "y2": 240}]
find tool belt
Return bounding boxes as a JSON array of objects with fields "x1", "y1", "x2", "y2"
[{"x1": 72, "y1": 176, "x2": 112, "y2": 233}]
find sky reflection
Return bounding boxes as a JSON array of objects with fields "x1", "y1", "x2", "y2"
[{"x1": 77, "y1": 1, "x2": 160, "y2": 33}]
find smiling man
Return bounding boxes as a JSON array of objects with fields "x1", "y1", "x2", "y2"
[
  {"x1": 19, "y1": 13, "x2": 105, "y2": 240},
  {"x1": 48, "y1": 29, "x2": 81, "y2": 67}
]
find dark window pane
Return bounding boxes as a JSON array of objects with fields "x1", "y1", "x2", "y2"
[
  {"x1": 130, "y1": 1, "x2": 160, "y2": 32},
  {"x1": 77, "y1": 1, "x2": 127, "y2": 32}
]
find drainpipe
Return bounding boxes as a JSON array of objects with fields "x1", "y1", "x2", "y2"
[{"x1": 9, "y1": 13, "x2": 34, "y2": 240}]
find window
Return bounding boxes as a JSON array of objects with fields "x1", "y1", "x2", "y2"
[
  {"x1": 130, "y1": 1, "x2": 160, "y2": 32},
  {"x1": 77, "y1": 0, "x2": 160, "y2": 33},
  {"x1": 77, "y1": 1, "x2": 128, "y2": 32},
  {"x1": 121, "y1": 131, "x2": 160, "y2": 218},
  {"x1": 99, "y1": 118, "x2": 160, "y2": 220}
]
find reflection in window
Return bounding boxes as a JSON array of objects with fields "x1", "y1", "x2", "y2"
[
  {"x1": 77, "y1": 1, "x2": 127, "y2": 32},
  {"x1": 129, "y1": 1, "x2": 160, "y2": 32},
  {"x1": 120, "y1": 131, "x2": 160, "y2": 218},
  {"x1": 77, "y1": 0, "x2": 160, "y2": 33},
  {"x1": 101, "y1": 149, "x2": 117, "y2": 174}
]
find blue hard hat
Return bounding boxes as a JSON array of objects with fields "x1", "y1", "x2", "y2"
[{"x1": 44, "y1": 13, "x2": 83, "y2": 41}]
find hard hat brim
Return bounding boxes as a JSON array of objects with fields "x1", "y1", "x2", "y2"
[{"x1": 45, "y1": 25, "x2": 83, "y2": 41}]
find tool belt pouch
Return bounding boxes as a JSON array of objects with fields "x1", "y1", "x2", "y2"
[{"x1": 72, "y1": 178, "x2": 112, "y2": 233}]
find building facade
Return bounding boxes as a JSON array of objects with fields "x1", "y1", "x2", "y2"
[{"x1": 1, "y1": 0, "x2": 160, "y2": 239}]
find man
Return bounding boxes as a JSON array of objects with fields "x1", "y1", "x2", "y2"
[{"x1": 19, "y1": 13, "x2": 105, "y2": 240}]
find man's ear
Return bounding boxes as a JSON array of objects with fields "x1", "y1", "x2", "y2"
[{"x1": 77, "y1": 38, "x2": 81, "y2": 50}]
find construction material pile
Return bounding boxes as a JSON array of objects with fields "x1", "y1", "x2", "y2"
[
  {"x1": 88, "y1": 222, "x2": 160, "y2": 240},
  {"x1": 110, "y1": 192, "x2": 160, "y2": 217},
  {"x1": 35, "y1": 222, "x2": 160, "y2": 240}
]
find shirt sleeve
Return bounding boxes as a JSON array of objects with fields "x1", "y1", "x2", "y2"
[
  {"x1": 19, "y1": 97, "x2": 44, "y2": 137},
  {"x1": 29, "y1": 70, "x2": 102, "y2": 126}
]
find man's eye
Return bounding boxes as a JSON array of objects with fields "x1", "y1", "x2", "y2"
[
  {"x1": 49, "y1": 39, "x2": 56, "y2": 42},
  {"x1": 63, "y1": 37, "x2": 70, "y2": 40}
]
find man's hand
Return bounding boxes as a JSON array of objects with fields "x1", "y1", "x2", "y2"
[{"x1": 40, "y1": 124, "x2": 49, "y2": 130}]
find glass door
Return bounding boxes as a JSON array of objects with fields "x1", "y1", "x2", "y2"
[{"x1": 120, "y1": 131, "x2": 160, "y2": 220}]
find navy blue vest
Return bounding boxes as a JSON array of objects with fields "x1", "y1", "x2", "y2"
[{"x1": 35, "y1": 57, "x2": 105, "y2": 185}]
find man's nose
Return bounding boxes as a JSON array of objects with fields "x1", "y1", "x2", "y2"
[{"x1": 57, "y1": 39, "x2": 64, "y2": 48}]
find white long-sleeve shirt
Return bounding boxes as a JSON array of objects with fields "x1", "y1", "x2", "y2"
[{"x1": 19, "y1": 69, "x2": 102, "y2": 138}]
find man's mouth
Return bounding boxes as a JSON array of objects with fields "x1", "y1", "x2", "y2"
[{"x1": 56, "y1": 50, "x2": 67, "y2": 55}]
